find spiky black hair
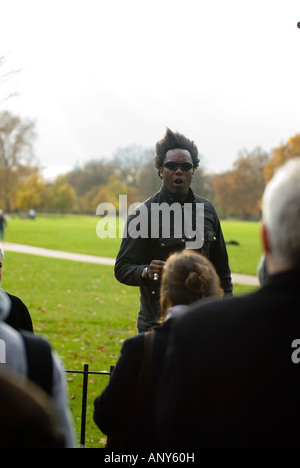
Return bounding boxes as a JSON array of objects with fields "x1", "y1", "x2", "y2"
[{"x1": 154, "y1": 128, "x2": 200, "y2": 170}]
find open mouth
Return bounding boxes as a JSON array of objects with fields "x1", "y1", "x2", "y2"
[{"x1": 173, "y1": 178, "x2": 184, "y2": 187}]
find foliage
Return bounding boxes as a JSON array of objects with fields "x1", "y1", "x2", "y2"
[
  {"x1": 213, "y1": 147, "x2": 269, "y2": 219},
  {"x1": 264, "y1": 134, "x2": 300, "y2": 183},
  {"x1": 51, "y1": 176, "x2": 77, "y2": 213},
  {"x1": 15, "y1": 174, "x2": 48, "y2": 211},
  {"x1": 0, "y1": 110, "x2": 36, "y2": 211}
]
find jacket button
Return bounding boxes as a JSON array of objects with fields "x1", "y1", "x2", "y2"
[{"x1": 152, "y1": 291, "x2": 156, "y2": 295}]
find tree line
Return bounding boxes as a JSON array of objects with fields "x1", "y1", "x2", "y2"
[{"x1": 1, "y1": 110, "x2": 300, "y2": 219}]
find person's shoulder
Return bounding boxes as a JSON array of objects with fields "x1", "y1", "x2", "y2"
[
  {"x1": 127, "y1": 190, "x2": 162, "y2": 219},
  {"x1": 193, "y1": 193, "x2": 217, "y2": 211},
  {"x1": 177, "y1": 291, "x2": 259, "y2": 329},
  {"x1": 144, "y1": 189, "x2": 163, "y2": 205},
  {"x1": 121, "y1": 333, "x2": 146, "y2": 355},
  {"x1": 6, "y1": 293, "x2": 24, "y2": 305},
  {"x1": 6, "y1": 293, "x2": 29, "y2": 313}
]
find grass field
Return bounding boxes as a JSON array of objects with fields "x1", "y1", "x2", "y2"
[
  {"x1": 1, "y1": 214, "x2": 262, "y2": 447},
  {"x1": 4, "y1": 214, "x2": 124, "y2": 259},
  {"x1": 4, "y1": 214, "x2": 263, "y2": 275}
]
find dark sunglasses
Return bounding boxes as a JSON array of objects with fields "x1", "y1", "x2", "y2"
[{"x1": 163, "y1": 161, "x2": 194, "y2": 171}]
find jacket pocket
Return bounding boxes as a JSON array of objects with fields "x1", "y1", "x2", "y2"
[{"x1": 200, "y1": 230, "x2": 217, "y2": 257}]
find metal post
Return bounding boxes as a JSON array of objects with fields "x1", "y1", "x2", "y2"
[{"x1": 80, "y1": 363, "x2": 89, "y2": 447}]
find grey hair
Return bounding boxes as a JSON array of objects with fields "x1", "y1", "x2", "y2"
[{"x1": 262, "y1": 157, "x2": 300, "y2": 270}]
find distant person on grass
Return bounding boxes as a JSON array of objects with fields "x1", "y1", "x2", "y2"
[
  {"x1": 94, "y1": 250, "x2": 223, "y2": 448},
  {"x1": 115, "y1": 128, "x2": 232, "y2": 332},
  {"x1": 157, "y1": 157, "x2": 300, "y2": 448},
  {"x1": 0, "y1": 248, "x2": 34, "y2": 332}
]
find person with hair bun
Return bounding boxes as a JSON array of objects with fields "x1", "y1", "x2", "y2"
[
  {"x1": 160, "y1": 249, "x2": 223, "y2": 323},
  {"x1": 94, "y1": 250, "x2": 223, "y2": 448}
]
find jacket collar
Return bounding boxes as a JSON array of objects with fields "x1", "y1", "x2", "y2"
[
  {"x1": 265, "y1": 270, "x2": 300, "y2": 288},
  {"x1": 165, "y1": 304, "x2": 191, "y2": 321},
  {"x1": 160, "y1": 186, "x2": 195, "y2": 205}
]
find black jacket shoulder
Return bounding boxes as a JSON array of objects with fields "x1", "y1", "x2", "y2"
[{"x1": 5, "y1": 293, "x2": 34, "y2": 333}]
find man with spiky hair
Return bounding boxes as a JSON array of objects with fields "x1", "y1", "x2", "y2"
[
  {"x1": 154, "y1": 128, "x2": 200, "y2": 175},
  {"x1": 115, "y1": 128, "x2": 232, "y2": 332}
]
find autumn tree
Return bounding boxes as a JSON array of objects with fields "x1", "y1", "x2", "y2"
[
  {"x1": 213, "y1": 170, "x2": 237, "y2": 216},
  {"x1": 15, "y1": 173, "x2": 49, "y2": 212},
  {"x1": 264, "y1": 133, "x2": 300, "y2": 183},
  {"x1": 113, "y1": 145, "x2": 153, "y2": 188},
  {"x1": 66, "y1": 159, "x2": 115, "y2": 198},
  {"x1": 92, "y1": 174, "x2": 139, "y2": 213},
  {"x1": 213, "y1": 148, "x2": 269, "y2": 219},
  {"x1": 0, "y1": 111, "x2": 36, "y2": 211},
  {"x1": 51, "y1": 176, "x2": 76, "y2": 213}
]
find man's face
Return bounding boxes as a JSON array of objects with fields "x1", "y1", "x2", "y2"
[{"x1": 159, "y1": 148, "x2": 194, "y2": 202}]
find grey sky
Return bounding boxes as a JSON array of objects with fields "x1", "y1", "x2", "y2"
[{"x1": 1, "y1": 0, "x2": 300, "y2": 178}]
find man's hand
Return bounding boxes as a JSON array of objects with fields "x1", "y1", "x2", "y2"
[{"x1": 148, "y1": 260, "x2": 166, "y2": 280}]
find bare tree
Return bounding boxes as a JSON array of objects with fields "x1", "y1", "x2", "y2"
[
  {"x1": 0, "y1": 55, "x2": 21, "y2": 105},
  {"x1": 0, "y1": 111, "x2": 36, "y2": 211}
]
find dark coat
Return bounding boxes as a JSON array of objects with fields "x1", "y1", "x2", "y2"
[
  {"x1": 157, "y1": 271, "x2": 300, "y2": 448},
  {"x1": 5, "y1": 293, "x2": 34, "y2": 332},
  {"x1": 115, "y1": 186, "x2": 232, "y2": 330},
  {"x1": 94, "y1": 319, "x2": 175, "y2": 448}
]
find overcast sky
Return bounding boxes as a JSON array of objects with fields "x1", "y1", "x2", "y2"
[{"x1": 1, "y1": 0, "x2": 300, "y2": 178}]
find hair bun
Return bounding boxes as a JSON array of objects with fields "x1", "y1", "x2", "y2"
[{"x1": 185, "y1": 270, "x2": 209, "y2": 295}]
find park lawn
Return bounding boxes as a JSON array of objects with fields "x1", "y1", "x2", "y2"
[
  {"x1": 221, "y1": 220, "x2": 263, "y2": 276},
  {"x1": 5, "y1": 214, "x2": 263, "y2": 276},
  {"x1": 5, "y1": 214, "x2": 124, "y2": 259}
]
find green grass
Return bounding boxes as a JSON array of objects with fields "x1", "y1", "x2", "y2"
[
  {"x1": 5, "y1": 214, "x2": 124, "y2": 258},
  {"x1": 221, "y1": 220, "x2": 263, "y2": 276},
  {"x1": 5, "y1": 214, "x2": 263, "y2": 275},
  {"x1": 2, "y1": 214, "x2": 261, "y2": 447}
]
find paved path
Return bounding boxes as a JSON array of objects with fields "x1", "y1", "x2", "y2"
[
  {"x1": 1, "y1": 242, "x2": 259, "y2": 286},
  {"x1": 2, "y1": 242, "x2": 115, "y2": 266}
]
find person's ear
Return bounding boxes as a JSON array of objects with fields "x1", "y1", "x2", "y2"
[
  {"x1": 159, "y1": 167, "x2": 164, "y2": 180},
  {"x1": 262, "y1": 224, "x2": 271, "y2": 254}
]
